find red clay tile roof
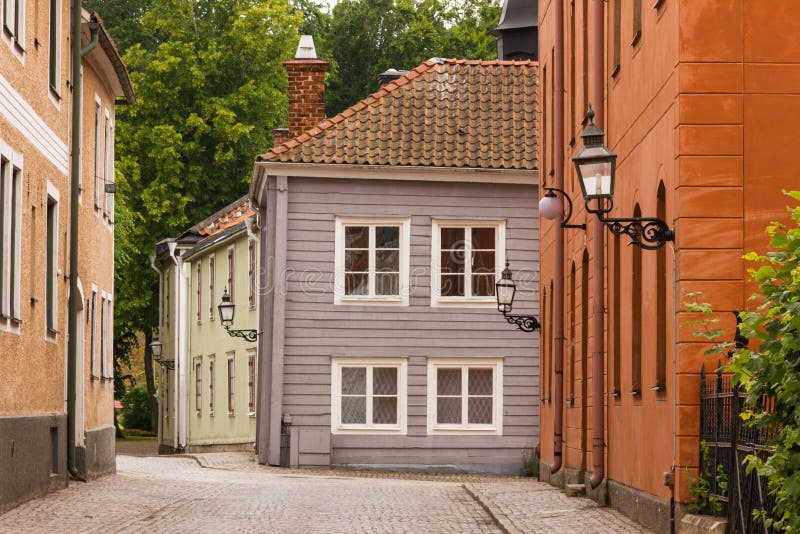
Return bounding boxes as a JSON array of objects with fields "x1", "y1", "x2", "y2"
[
  {"x1": 258, "y1": 58, "x2": 538, "y2": 171},
  {"x1": 180, "y1": 196, "x2": 256, "y2": 243}
]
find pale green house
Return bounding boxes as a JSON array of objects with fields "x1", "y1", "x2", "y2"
[{"x1": 153, "y1": 197, "x2": 259, "y2": 453}]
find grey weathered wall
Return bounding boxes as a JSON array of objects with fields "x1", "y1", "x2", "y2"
[{"x1": 278, "y1": 177, "x2": 539, "y2": 474}]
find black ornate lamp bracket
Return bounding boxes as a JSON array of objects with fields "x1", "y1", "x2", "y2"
[
  {"x1": 502, "y1": 311, "x2": 541, "y2": 333},
  {"x1": 586, "y1": 197, "x2": 674, "y2": 250},
  {"x1": 224, "y1": 324, "x2": 260, "y2": 343},
  {"x1": 157, "y1": 360, "x2": 175, "y2": 371}
]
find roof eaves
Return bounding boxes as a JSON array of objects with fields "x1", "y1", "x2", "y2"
[{"x1": 91, "y1": 12, "x2": 136, "y2": 105}]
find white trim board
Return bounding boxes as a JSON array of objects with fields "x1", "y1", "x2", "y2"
[{"x1": 0, "y1": 72, "x2": 68, "y2": 175}]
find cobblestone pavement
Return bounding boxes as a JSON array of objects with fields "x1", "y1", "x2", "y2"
[{"x1": 0, "y1": 454, "x2": 651, "y2": 533}]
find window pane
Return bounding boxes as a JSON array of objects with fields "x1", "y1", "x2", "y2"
[
  {"x1": 345, "y1": 226, "x2": 369, "y2": 248},
  {"x1": 341, "y1": 396, "x2": 367, "y2": 424},
  {"x1": 472, "y1": 275, "x2": 496, "y2": 297},
  {"x1": 441, "y1": 251, "x2": 465, "y2": 273},
  {"x1": 437, "y1": 397, "x2": 461, "y2": 424},
  {"x1": 345, "y1": 249, "x2": 369, "y2": 272},
  {"x1": 468, "y1": 397, "x2": 493, "y2": 424},
  {"x1": 376, "y1": 250, "x2": 399, "y2": 272},
  {"x1": 373, "y1": 367, "x2": 397, "y2": 395},
  {"x1": 471, "y1": 227, "x2": 496, "y2": 250},
  {"x1": 373, "y1": 396, "x2": 397, "y2": 424},
  {"x1": 345, "y1": 273, "x2": 368, "y2": 295},
  {"x1": 472, "y1": 250, "x2": 495, "y2": 274},
  {"x1": 376, "y1": 226, "x2": 399, "y2": 248},
  {"x1": 440, "y1": 227, "x2": 465, "y2": 249},
  {"x1": 375, "y1": 273, "x2": 399, "y2": 296},
  {"x1": 468, "y1": 369, "x2": 493, "y2": 395},
  {"x1": 341, "y1": 367, "x2": 366, "y2": 395},
  {"x1": 437, "y1": 368, "x2": 461, "y2": 395},
  {"x1": 440, "y1": 274, "x2": 465, "y2": 297}
]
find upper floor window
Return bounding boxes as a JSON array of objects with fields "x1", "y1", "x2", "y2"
[
  {"x1": 48, "y1": 0, "x2": 61, "y2": 94},
  {"x1": 334, "y1": 217, "x2": 410, "y2": 305},
  {"x1": 331, "y1": 357, "x2": 407, "y2": 434},
  {"x1": 0, "y1": 148, "x2": 22, "y2": 324},
  {"x1": 227, "y1": 245, "x2": 235, "y2": 303},
  {"x1": 431, "y1": 220, "x2": 505, "y2": 306},
  {"x1": 45, "y1": 189, "x2": 58, "y2": 331},
  {"x1": 3, "y1": 0, "x2": 26, "y2": 50},
  {"x1": 93, "y1": 101, "x2": 101, "y2": 209},
  {"x1": 195, "y1": 262, "x2": 201, "y2": 323},
  {"x1": 427, "y1": 358, "x2": 503, "y2": 435},
  {"x1": 248, "y1": 239, "x2": 256, "y2": 308},
  {"x1": 208, "y1": 256, "x2": 215, "y2": 321}
]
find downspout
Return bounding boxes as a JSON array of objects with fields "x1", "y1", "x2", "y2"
[
  {"x1": 149, "y1": 256, "x2": 163, "y2": 446},
  {"x1": 589, "y1": 0, "x2": 606, "y2": 490},
  {"x1": 67, "y1": 1, "x2": 99, "y2": 480},
  {"x1": 669, "y1": 242, "x2": 678, "y2": 534},
  {"x1": 551, "y1": 0, "x2": 566, "y2": 476},
  {"x1": 168, "y1": 242, "x2": 179, "y2": 451}
]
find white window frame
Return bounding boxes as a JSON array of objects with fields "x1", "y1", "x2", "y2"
[
  {"x1": 248, "y1": 239, "x2": 256, "y2": 309},
  {"x1": 194, "y1": 356, "x2": 202, "y2": 415},
  {"x1": 93, "y1": 97, "x2": 101, "y2": 210},
  {"x1": 105, "y1": 296, "x2": 113, "y2": 380},
  {"x1": 89, "y1": 285, "x2": 97, "y2": 378},
  {"x1": 45, "y1": 181, "x2": 59, "y2": 332},
  {"x1": 226, "y1": 352, "x2": 235, "y2": 416},
  {"x1": 247, "y1": 348, "x2": 256, "y2": 416},
  {"x1": 426, "y1": 358, "x2": 503, "y2": 435},
  {"x1": 195, "y1": 261, "x2": 201, "y2": 324},
  {"x1": 331, "y1": 357, "x2": 407, "y2": 435},
  {"x1": 208, "y1": 354, "x2": 215, "y2": 416},
  {"x1": 226, "y1": 244, "x2": 235, "y2": 303},
  {"x1": 0, "y1": 145, "x2": 22, "y2": 326},
  {"x1": 3, "y1": 0, "x2": 26, "y2": 58},
  {"x1": 430, "y1": 219, "x2": 506, "y2": 307},
  {"x1": 208, "y1": 256, "x2": 215, "y2": 321},
  {"x1": 48, "y1": 0, "x2": 61, "y2": 97},
  {"x1": 333, "y1": 217, "x2": 410, "y2": 306}
]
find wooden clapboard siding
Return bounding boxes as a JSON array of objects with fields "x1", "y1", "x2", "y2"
[{"x1": 272, "y1": 176, "x2": 539, "y2": 473}]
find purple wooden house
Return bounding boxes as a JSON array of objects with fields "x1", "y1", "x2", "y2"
[{"x1": 249, "y1": 38, "x2": 540, "y2": 474}]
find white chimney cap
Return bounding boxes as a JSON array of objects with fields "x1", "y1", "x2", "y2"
[{"x1": 295, "y1": 35, "x2": 317, "y2": 59}]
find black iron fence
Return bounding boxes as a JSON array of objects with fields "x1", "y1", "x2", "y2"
[{"x1": 699, "y1": 363, "x2": 777, "y2": 534}]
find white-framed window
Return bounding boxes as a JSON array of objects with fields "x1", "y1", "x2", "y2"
[
  {"x1": 208, "y1": 354, "x2": 215, "y2": 416},
  {"x1": 331, "y1": 358, "x2": 407, "y2": 434},
  {"x1": 102, "y1": 111, "x2": 110, "y2": 218},
  {"x1": 248, "y1": 239, "x2": 256, "y2": 309},
  {"x1": 3, "y1": 0, "x2": 26, "y2": 51},
  {"x1": 48, "y1": 0, "x2": 61, "y2": 96},
  {"x1": 195, "y1": 261, "x2": 201, "y2": 323},
  {"x1": 0, "y1": 146, "x2": 22, "y2": 324},
  {"x1": 104, "y1": 297, "x2": 113, "y2": 380},
  {"x1": 45, "y1": 183, "x2": 59, "y2": 332},
  {"x1": 334, "y1": 217, "x2": 410, "y2": 305},
  {"x1": 426, "y1": 358, "x2": 503, "y2": 435},
  {"x1": 93, "y1": 99, "x2": 101, "y2": 209},
  {"x1": 99, "y1": 294, "x2": 106, "y2": 378},
  {"x1": 226, "y1": 245, "x2": 235, "y2": 302},
  {"x1": 194, "y1": 357, "x2": 202, "y2": 415},
  {"x1": 89, "y1": 286, "x2": 97, "y2": 378},
  {"x1": 208, "y1": 256, "x2": 215, "y2": 321},
  {"x1": 431, "y1": 220, "x2": 505, "y2": 306},
  {"x1": 226, "y1": 352, "x2": 235, "y2": 415},
  {"x1": 247, "y1": 349, "x2": 256, "y2": 415}
]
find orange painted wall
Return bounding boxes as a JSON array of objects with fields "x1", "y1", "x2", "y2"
[{"x1": 538, "y1": 0, "x2": 800, "y2": 508}]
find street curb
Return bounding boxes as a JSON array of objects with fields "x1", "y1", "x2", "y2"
[{"x1": 463, "y1": 483, "x2": 524, "y2": 534}]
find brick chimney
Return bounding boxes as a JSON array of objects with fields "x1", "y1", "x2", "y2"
[{"x1": 282, "y1": 35, "x2": 328, "y2": 139}]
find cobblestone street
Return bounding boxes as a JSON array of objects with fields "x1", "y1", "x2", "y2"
[{"x1": 0, "y1": 454, "x2": 649, "y2": 533}]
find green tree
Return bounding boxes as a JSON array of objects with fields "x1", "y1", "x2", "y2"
[
  {"x1": 729, "y1": 191, "x2": 800, "y2": 531},
  {"x1": 98, "y1": 0, "x2": 300, "y2": 427}
]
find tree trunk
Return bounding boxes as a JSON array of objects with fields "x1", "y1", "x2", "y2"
[{"x1": 143, "y1": 330, "x2": 158, "y2": 432}]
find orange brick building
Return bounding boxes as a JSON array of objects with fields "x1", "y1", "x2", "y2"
[
  {"x1": 0, "y1": 2, "x2": 134, "y2": 511},
  {"x1": 537, "y1": 0, "x2": 800, "y2": 531}
]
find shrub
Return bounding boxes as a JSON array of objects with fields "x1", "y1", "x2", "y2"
[{"x1": 120, "y1": 386, "x2": 153, "y2": 432}]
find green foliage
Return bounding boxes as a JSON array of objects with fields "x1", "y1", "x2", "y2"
[
  {"x1": 120, "y1": 386, "x2": 153, "y2": 431},
  {"x1": 321, "y1": 0, "x2": 501, "y2": 115},
  {"x1": 682, "y1": 292, "x2": 732, "y2": 355},
  {"x1": 728, "y1": 191, "x2": 800, "y2": 532},
  {"x1": 688, "y1": 440, "x2": 727, "y2": 515}
]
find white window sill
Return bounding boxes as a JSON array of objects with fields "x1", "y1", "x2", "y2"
[
  {"x1": 227, "y1": 412, "x2": 235, "y2": 417},
  {"x1": 431, "y1": 298, "x2": 497, "y2": 308},
  {"x1": 332, "y1": 426, "x2": 405, "y2": 435},
  {"x1": 335, "y1": 296, "x2": 408, "y2": 306},
  {"x1": 248, "y1": 412, "x2": 256, "y2": 418},
  {"x1": 429, "y1": 425, "x2": 501, "y2": 435}
]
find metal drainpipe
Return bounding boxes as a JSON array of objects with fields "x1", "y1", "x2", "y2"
[
  {"x1": 149, "y1": 256, "x2": 163, "y2": 446},
  {"x1": 67, "y1": 0, "x2": 98, "y2": 480},
  {"x1": 551, "y1": 0, "x2": 566, "y2": 476},
  {"x1": 589, "y1": 0, "x2": 606, "y2": 490},
  {"x1": 169, "y1": 245, "x2": 180, "y2": 451}
]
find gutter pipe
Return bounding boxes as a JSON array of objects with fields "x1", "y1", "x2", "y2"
[
  {"x1": 67, "y1": 0, "x2": 99, "y2": 480},
  {"x1": 589, "y1": 0, "x2": 606, "y2": 489},
  {"x1": 168, "y1": 243, "x2": 180, "y2": 451},
  {"x1": 551, "y1": 0, "x2": 566, "y2": 476},
  {"x1": 149, "y1": 256, "x2": 163, "y2": 445}
]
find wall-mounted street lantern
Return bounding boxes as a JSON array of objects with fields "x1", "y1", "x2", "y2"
[
  {"x1": 149, "y1": 333, "x2": 174, "y2": 370},
  {"x1": 495, "y1": 262, "x2": 540, "y2": 333},
  {"x1": 567, "y1": 107, "x2": 674, "y2": 250},
  {"x1": 539, "y1": 188, "x2": 586, "y2": 230},
  {"x1": 218, "y1": 288, "x2": 259, "y2": 342}
]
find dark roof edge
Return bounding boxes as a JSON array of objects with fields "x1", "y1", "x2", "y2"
[{"x1": 91, "y1": 12, "x2": 136, "y2": 105}]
